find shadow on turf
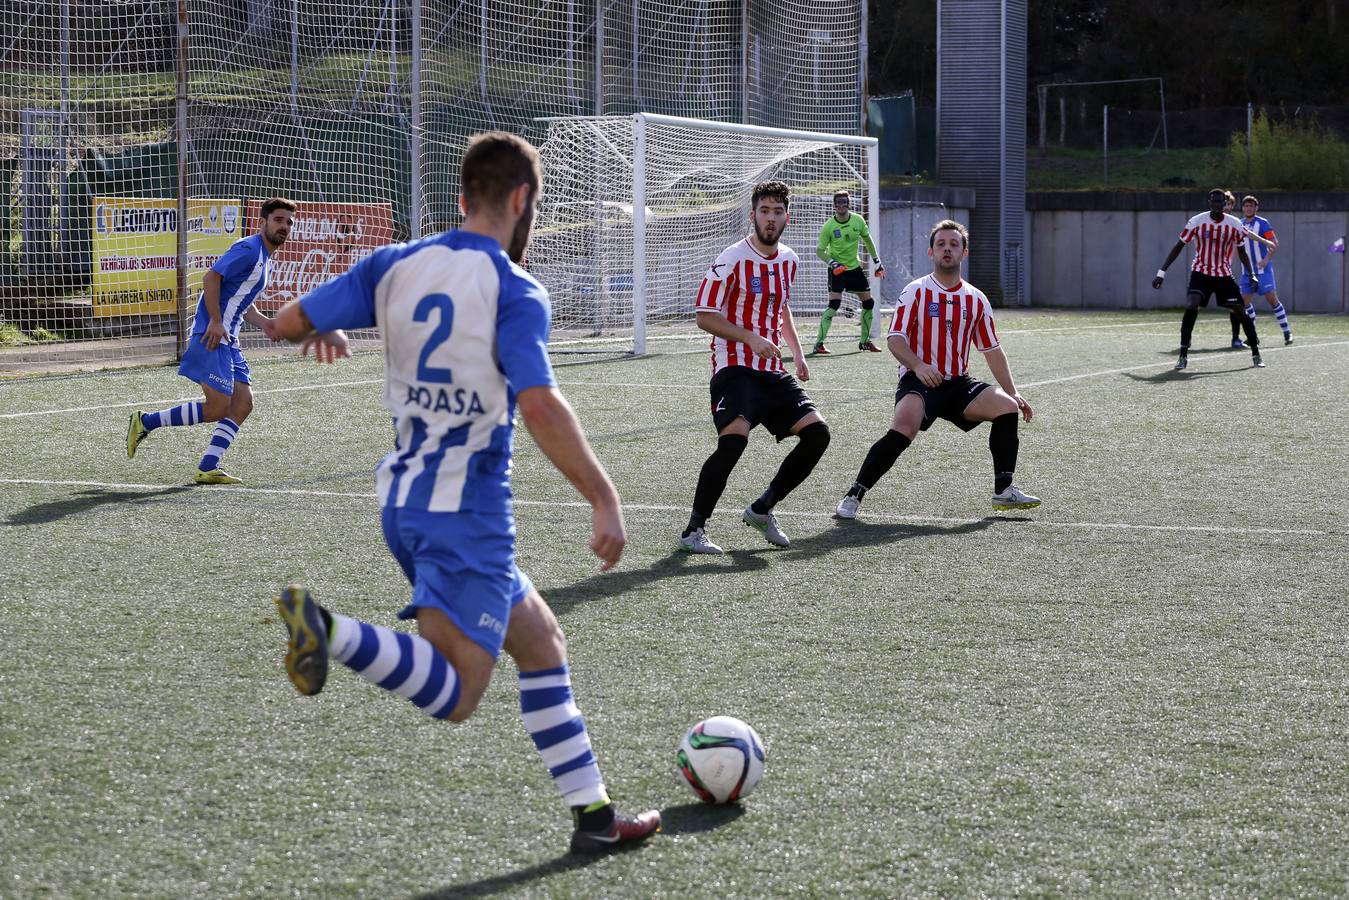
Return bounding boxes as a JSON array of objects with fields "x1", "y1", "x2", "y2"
[
  {"x1": 412, "y1": 803, "x2": 742, "y2": 899},
  {"x1": 784, "y1": 517, "x2": 997, "y2": 559},
  {"x1": 542, "y1": 549, "x2": 773, "y2": 615},
  {"x1": 6, "y1": 485, "x2": 194, "y2": 526},
  {"x1": 1125, "y1": 364, "x2": 1256, "y2": 382}
]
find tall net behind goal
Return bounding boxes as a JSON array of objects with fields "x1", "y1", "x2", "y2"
[{"x1": 532, "y1": 113, "x2": 877, "y2": 354}]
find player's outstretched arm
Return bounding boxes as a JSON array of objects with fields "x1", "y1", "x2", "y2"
[
  {"x1": 272, "y1": 300, "x2": 351, "y2": 363},
  {"x1": 516, "y1": 385, "x2": 626, "y2": 571},
  {"x1": 1153, "y1": 241, "x2": 1186, "y2": 289},
  {"x1": 982, "y1": 346, "x2": 1032, "y2": 422},
  {"x1": 242, "y1": 306, "x2": 279, "y2": 341}
]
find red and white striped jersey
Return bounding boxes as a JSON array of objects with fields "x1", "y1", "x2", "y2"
[
  {"x1": 889, "y1": 274, "x2": 999, "y2": 379},
  {"x1": 1179, "y1": 213, "x2": 1245, "y2": 277},
  {"x1": 694, "y1": 237, "x2": 799, "y2": 375}
]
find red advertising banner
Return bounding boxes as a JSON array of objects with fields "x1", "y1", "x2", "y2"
[{"x1": 244, "y1": 201, "x2": 395, "y2": 311}]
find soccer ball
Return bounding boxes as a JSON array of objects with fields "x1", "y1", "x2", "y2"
[{"x1": 676, "y1": 716, "x2": 766, "y2": 804}]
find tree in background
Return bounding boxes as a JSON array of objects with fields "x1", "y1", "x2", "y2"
[{"x1": 868, "y1": 0, "x2": 1348, "y2": 110}]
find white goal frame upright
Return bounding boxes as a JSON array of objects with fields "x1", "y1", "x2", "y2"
[{"x1": 536, "y1": 113, "x2": 880, "y2": 355}]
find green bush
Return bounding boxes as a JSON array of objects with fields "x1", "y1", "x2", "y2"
[{"x1": 1225, "y1": 111, "x2": 1349, "y2": 190}]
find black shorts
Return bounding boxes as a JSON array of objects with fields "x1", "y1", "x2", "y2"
[
  {"x1": 894, "y1": 372, "x2": 991, "y2": 432},
  {"x1": 1186, "y1": 271, "x2": 1243, "y2": 307},
  {"x1": 710, "y1": 366, "x2": 818, "y2": 441},
  {"x1": 828, "y1": 266, "x2": 871, "y2": 294}
]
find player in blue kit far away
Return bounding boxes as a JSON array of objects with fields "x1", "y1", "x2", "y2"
[
  {"x1": 267, "y1": 131, "x2": 661, "y2": 855},
  {"x1": 125, "y1": 197, "x2": 296, "y2": 484}
]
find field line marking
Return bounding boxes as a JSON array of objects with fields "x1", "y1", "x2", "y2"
[
  {"x1": 0, "y1": 378, "x2": 384, "y2": 419},
  {"x1": 3, "y1": 338, "x2": 1343, "y2": 420},
  {"x1": 1021, "y1": 338, "x2": 1349, "y2": 388},
  {"x1": 2, "y1": 478, "x2": 1340, "y2": 538}
]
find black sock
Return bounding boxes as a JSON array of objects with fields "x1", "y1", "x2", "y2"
[
  {"x1": 573, "y1": 801, "x2": 615, "y2": 831},
  {"x1": 989, "y1": 413, "x2": 1018, "y2": 493},
  {"x1": 854, "y1": 429, "x2": 911, "y2": 492},
  {"x1": 1230, "y1": 310, "x2": 1243, "y2": 341},
  {"x1": 750, "y1": 488, "x2": 776, "y2": 515},
  {"x1": 685, "y1": 433, "x2": 748, "y2": 535},
  {"x1": 755, "y1": 422, "x2": 830, "y2": 512},
  {"x1": 1240, "y1": 311, "x2": 1260, "y2": 350},
  {"x1": 845, "y1": 481, "x2": 868, "y2": 500},
  {"x1": 1180, "y1": 306, "x2": 1200, "y2": 350}
]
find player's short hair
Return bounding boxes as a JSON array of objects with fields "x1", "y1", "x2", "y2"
[
  {"x1": 832, "y1": 190, "x2": 850, "y2": 203},
  {"x1": 929, "y1": 218, "x2": 969, "y2": 248},
  {"x1": 1224, "y1": 190, "x2": 1237, "y2": 204},
  {"x1": 1208, "y1": 188, "x2": 1226, "y2": 201},
  {"x1": 461, "y1": 131, "x2": 542, "y2": 215},
  {"x1": 751, "y1": 180, "x2": 791, "y2": 210},
  {"x1": 1242, "y1": 195, "x2": 1259, "y2": 207},
  {"x1": 260, "y1": 197, "x2": 297, "y2": 219}
]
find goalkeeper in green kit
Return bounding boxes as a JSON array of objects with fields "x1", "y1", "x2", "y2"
[{"x1": 812, "y1": 189, "x2": 886, "y2": 354}]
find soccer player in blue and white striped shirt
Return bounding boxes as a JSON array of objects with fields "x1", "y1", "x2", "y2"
[
  {"x1": 268, "y1": 132, "x2": 660, "y2": 855},
  {"x1": 125, "y1": 198, "x2": 295, "y2": 483},
  {"x1": 1238, "y1": 195, "x2": 1293, "y2": 345}
]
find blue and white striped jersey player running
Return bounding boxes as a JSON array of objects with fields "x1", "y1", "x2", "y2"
[
  {"x1": 269, "y1": 132, "x2": 660, "y2": 855},
  {"x1": 124, "y1": 197, "x2": 295, "y2": 484}
]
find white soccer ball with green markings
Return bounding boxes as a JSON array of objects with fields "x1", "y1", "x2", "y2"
[{"x1": 676, "y1": 715, "x2": 766, "y2": 804}]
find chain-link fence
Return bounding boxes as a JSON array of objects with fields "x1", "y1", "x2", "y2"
[{"x1": 1, "y1": 0, "x2": 863, "y2": 372}]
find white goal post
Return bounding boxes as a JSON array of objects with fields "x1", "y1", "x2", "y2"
[{"x1": 532, "y1": 113, "x2": 880, "y2": 355}]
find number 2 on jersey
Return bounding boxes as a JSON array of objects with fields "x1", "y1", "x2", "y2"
[{"x1": 414, "y1": 292, "x2": 454, "y2": 383}]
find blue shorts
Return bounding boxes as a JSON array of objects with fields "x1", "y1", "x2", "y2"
[
  {"x1": 178, "y1": 339, "x2": 251, "y2": 395},
  {"x1": 381, "y1": 506, "x2": 532, "y2": 658},
  {"x1": 1239, "y1": 268, "x2": 1277, "y2": 296}
]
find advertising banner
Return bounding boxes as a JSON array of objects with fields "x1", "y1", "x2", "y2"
[
  {"x1": 90, "y1": 198, "x2": 241, "y2": 318},
  {"x1": 243, "y1": 201, "x2": 395, "y2": 311}
]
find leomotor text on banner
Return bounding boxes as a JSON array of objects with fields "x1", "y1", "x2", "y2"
[
  {"x1": 243, "y1": 200, "x2": 395, "y2": 311},
  {"x1": 90, "y1": 197, "x2": 242, "y2": 318}
]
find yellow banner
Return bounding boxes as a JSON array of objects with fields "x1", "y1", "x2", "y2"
[{"x1": 91, "y1": 197, "x2": 241, "y2": 318}]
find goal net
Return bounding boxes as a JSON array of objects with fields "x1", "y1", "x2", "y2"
[
  {"x1": 3, "y1": 2, "x2": 864, "y2": 373},
  {"x1": 531, "y1": 113, "x2": 878, "y2": 354}
]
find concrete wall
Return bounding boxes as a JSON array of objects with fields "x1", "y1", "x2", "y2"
[
  {"x1": 875, "y1": 186, "x2": 973, "y2": 288},
  {"x1": 1022, "y1": 193, "x2": 1349, "y2": 313}
]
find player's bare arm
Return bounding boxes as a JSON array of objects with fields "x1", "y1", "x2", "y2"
[
  {"x1": 517, "y1": 385, "x2": 626, "y2": 571},
  {"x1": 200, "y1": 269, "x2": 226, "y2": 350},
  {"x1": 1240, "y1": 227, "x2": 1275, "y2": 250},
  {"x1": 779, "y1": 303, "x2": 809, "y2": 381},
  {"x1": 982, "y1": 346, "x2": 1032, "y2": 422},
  {"x1": 1152, "y1": 241, "x2": 1186, "y2": 289},
  {"x1": 272, "y1": 298, "x2": 351, "y2": 363},
  {"x1": 696, "y1": 309, "x2": 781, "y2": 360},
  {"x1": 242, "y1": 305, "x2": 279, "y2": 341},
  {"x1": 1237, "y1": 244, "x2": 1254, "y2": 275},
  {"x1": 888, "y1": 333, "x2": 941, "y2": 387}
]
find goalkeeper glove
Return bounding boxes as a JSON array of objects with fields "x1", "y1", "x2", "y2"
[
  {"x1": 828, "y1": 260, "x2": 847, "y2": 276},
  {"x1": 874, "y1": 261, "x2": 886, "y2": 278}
]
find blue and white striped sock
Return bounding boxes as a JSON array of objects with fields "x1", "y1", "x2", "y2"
[
  {"x1": 1245, "y1": 304, "x2": 1257, "y2": 322},
  {"x1": 197, "y1": 417, "x2": 239, "y2": 472},
  {"x1": 328, "y1": 613, "x2": 461, "y2": 718},
  {"x1": 142, "y1": 401, "x2": 203, "y2": 432},
  {"x1": 1273, "y1": 302, "x2": 1291, "y2": 336},
  {"x1": 519, "y1": 666, "x2": 607, "y2": 807}
]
